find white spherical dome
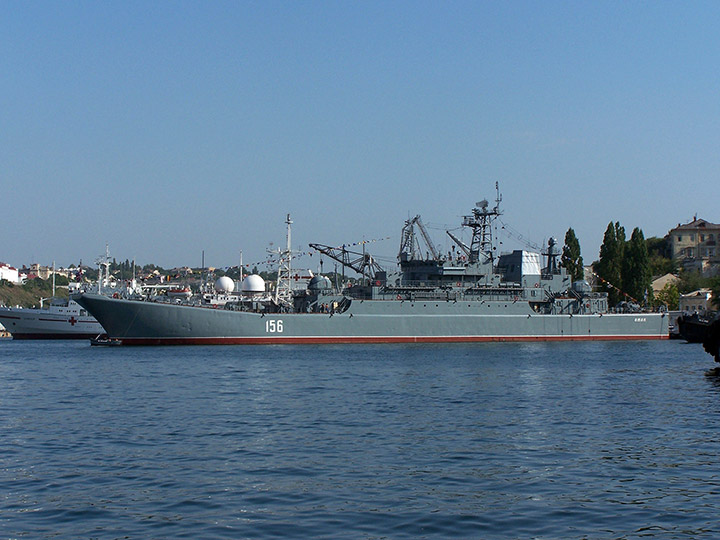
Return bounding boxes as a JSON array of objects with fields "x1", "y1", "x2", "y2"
[
  {"x1": 241, "y1": 274, "x2": 265, "y2": 293},
  {"x1": 215, "y1": 276, "x2": 235, "y2": 293}
]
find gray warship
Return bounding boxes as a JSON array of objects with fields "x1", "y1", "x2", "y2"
[{"x1": 76, "y1": 192, "x2": 668, "y2": 345}]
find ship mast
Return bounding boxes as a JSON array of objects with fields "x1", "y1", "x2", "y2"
[
  {"x1": 96, "y1": 244, "x2": 111, "y2": 293},
  {"x1": 274, "y1": 214, "x2": 293, "y2": 304},
  {"x1": 463, "y1": 182, "x2": 502, "y2": 264}
]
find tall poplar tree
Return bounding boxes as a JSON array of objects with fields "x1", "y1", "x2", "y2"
[
  {"x1": 622, "y1": 227, "x2": 652, "y2": 305},
  {"x1": 595, "y1": 222, "x2": 625, "y2": 306},
  {"x1": 561, "y1": 228, "x2": 584, "y2": 282}
]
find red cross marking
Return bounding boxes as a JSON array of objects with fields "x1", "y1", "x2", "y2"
[{"x1": 68, "y1": 316, "x2": 78, "y2": 326}]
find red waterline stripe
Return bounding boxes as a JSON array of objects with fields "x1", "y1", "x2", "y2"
[
  {"x1": 11, "y1": 333, "x2": 102, "y2": 340},
  {"x1": 117, "y1": 334, "x2": 669, "y2": 346}
]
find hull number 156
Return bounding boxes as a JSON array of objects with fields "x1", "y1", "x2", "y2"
[{"x1": 265, "y1": 320, "x2": 284, "y2": 333}]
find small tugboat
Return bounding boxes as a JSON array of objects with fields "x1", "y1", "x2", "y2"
[{"x1": 90, "y1": 334, "x2": 122, "y2": 346}]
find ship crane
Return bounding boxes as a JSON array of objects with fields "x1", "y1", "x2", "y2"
[
  {"x1": 445, "y1": 230, "x2": 471, "y2": 258},
  {"x1": 399, "y1": 215, "x2": 440, "y2": 261},
  {"x1": 308, "y1": 243, "x2": 384, "y2": 283}
]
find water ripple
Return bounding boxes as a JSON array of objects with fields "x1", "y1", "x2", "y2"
[{"x1": 2, "y1": 340, "x2": 720, "y2": 538}]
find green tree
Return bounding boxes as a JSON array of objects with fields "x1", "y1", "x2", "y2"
[
  {"x1": 655, "y1": 282, "x2": 679, "y2": 310},
  {"x1": 561, "y1": 227, "x2": 584, "y2": 282},
  {"x1": 677, "y1": 270, "x2": 706, "y2": 294},
  {"x1": 646, "y1": 236, "x2": 668, "y2": 258},
  {"x1": 595, "y1": 222, "x2": 625, "y2": 306},
  {"x1": 49, "y1": 273, "x2": 70, "y2": 287},
  {"x1": 24, "y1": 277, "x2": 52, "y2": 292},
  {"x1": 142, "y1": 264, "x2": 166, "y2": 273},
  {"x1": 710, "y1": 276, "x2": 720, "y2": 310},
  {"x1": 622, "y1": 227, "x2": 652, "y2": 305},
  {"x1": 645, "y1": 236, "x2": 676, "y2": 276},
  {"x1": 616, "y1": 223, "x2": 626, "y2": 254}
]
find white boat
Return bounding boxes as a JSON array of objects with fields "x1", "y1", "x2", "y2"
[
  {"x1": 167, "y1": 286, "x2": 192, "y2": 300},
  {"x1": 0, "y1": 247, "x2": 142, "y2": 340},
  {"x1": 0, "y1": 282, "x2": 106, "y2": 339}
]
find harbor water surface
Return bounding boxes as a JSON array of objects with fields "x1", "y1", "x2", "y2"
[{"x1": 1, "y1": 339, "x2": 719, "y2": 539}]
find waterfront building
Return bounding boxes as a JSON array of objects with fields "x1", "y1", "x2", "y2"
[
  {"x1": 652, "y1": 273, "x2": 679, "y2": 294},
  {"x1": 679, "y1": 288, "x2": 713, "y2": 314}
]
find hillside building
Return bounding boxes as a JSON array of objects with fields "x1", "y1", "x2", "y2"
[
  {"x1": 651, "y1": 273, "x2": 679, "y2": 295},
  {"x1": 667, "y1": 218, "x2": 720, "y2": 276},
  {"x1": 0, "y1": 262, "x2": 21, "y2": 284}
]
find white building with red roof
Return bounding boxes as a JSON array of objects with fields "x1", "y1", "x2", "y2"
[{"x1": 0, "y1": 262, "x2": 21, "y2": 284}]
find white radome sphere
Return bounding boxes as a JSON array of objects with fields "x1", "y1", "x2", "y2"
[
  {"x1": 215, "y1": 276, "x2": 235, "y2": 293},
  {"x1": 241, "y1": 274, "x2": 265, "y2": 293}
]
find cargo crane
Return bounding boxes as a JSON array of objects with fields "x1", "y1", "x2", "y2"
[
  {"x1": 308, "y1": 243, "x2": 384, "y2": 284},
  {"x1": 445, "y1": 230, "x2": 471, "y2": 259},
  {"x1": 398, "y1": 215, "x2": 440, "y2": 261}
]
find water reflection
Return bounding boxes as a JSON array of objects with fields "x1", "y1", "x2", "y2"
[{"x1": 704, "y1": 366, "x2": 720, "y2": 389}]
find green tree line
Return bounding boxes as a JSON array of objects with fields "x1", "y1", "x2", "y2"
[{"x1": 562, "y1": 223, "x2": 720, "y2": 310}]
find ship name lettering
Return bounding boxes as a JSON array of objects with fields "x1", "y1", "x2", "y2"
[{"x1": 634, "y1": 317, "x2": 647, "y2": 323}]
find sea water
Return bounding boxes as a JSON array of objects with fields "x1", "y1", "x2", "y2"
[{"x1": 1, "y1": 339, "x2": 719, "y2": 539}]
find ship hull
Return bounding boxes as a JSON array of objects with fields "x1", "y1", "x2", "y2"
[
  {"x1": 0, "y1": 307, "x2": 105, "y2": 340},
  {"x1": 76, "y1": 293, "x2": 669, "y2": 346},
  {"x1": 676, "y1": 314, "x2": 714, "y2": 343}
]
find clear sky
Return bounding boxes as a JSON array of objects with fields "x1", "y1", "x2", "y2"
[{"x1": 3, "y1": 1, "x2": 719, "y2": 273}]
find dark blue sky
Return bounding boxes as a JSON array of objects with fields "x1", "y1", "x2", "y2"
[{"x1": 3, "y1": 1, "x2": 719, "y2": 271}]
